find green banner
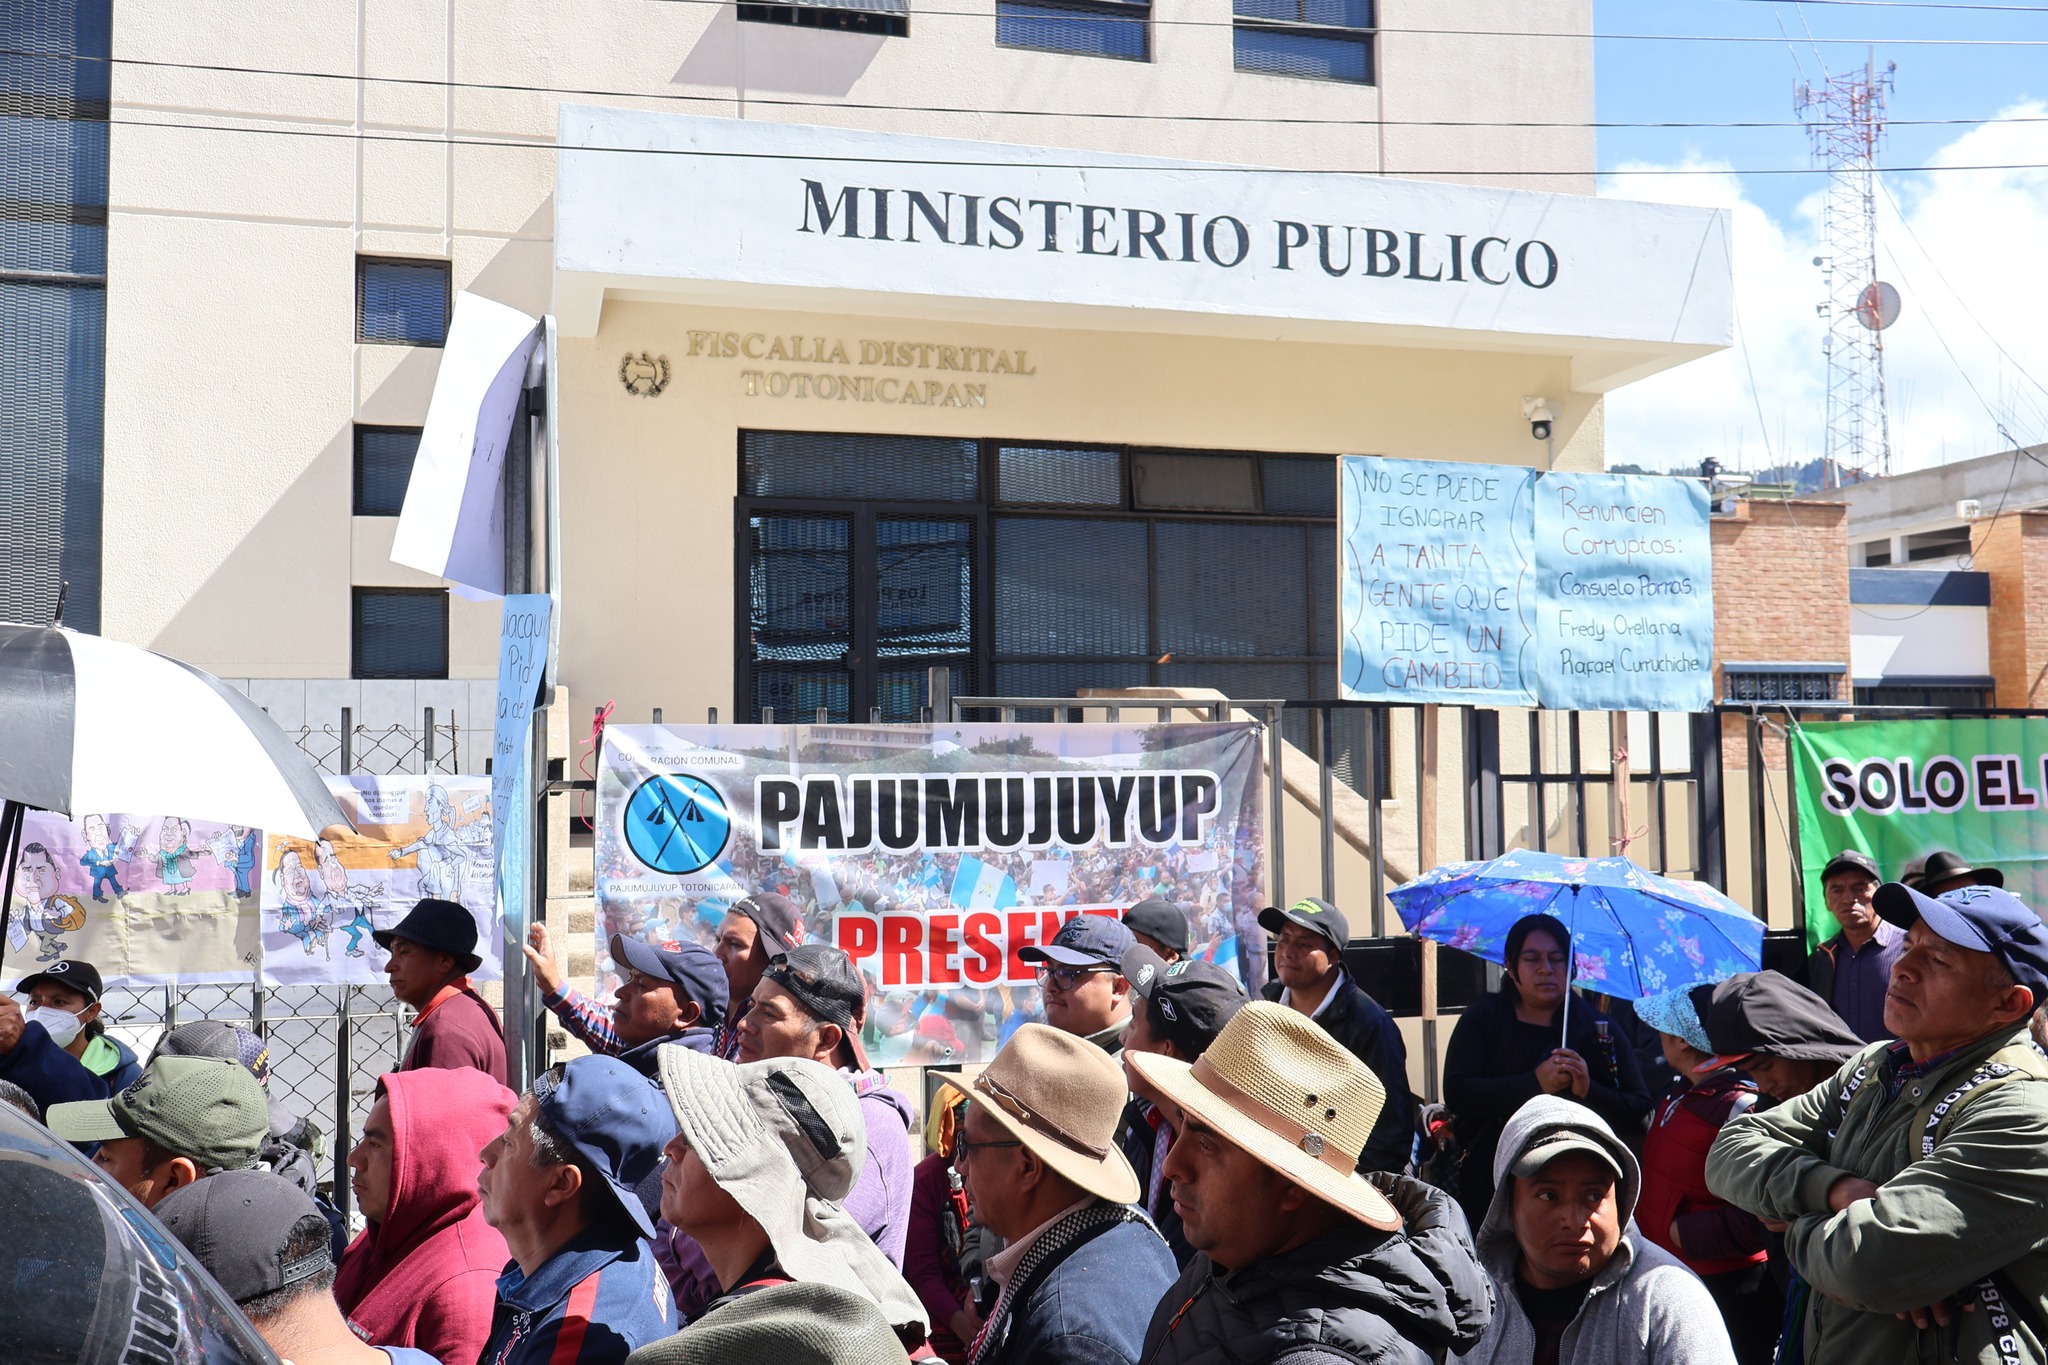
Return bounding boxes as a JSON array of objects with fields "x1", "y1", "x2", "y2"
[{"x1": 1792, "y1": 718, "x2": 2048, "y2": 949}]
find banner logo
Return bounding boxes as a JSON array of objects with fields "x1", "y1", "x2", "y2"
[{"x1": 625, "y1": 774, "x2": 733, "y2": 875}]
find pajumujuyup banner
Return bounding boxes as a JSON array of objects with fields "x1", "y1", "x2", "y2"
[
  {"x1": 1792, "y1": 718, "x2": 2048, "y2": 948},
  {"x1": 597, "y1": 721, "x2": 1267, "y2": 1065}
]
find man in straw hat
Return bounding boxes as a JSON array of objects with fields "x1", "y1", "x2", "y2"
[
  {"x1": 955, "y1": 1022, "x2": 1178, "y2": 1365},
  {"x1": 1130, "y1": 1002, "x2": 1492, "y2": 1365},
  {"x1": 633, "y1": 1046, "x2": 930, "y2": 1360}
]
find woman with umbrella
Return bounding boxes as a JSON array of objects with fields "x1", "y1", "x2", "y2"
[{"x1": 1442, "y1": 912, "x2": 1653, "y2": 1227}]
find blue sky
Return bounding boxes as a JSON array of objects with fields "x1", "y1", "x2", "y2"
[{"x1": 1591, "y1": 1, "x2": 2048, "y2": 473}]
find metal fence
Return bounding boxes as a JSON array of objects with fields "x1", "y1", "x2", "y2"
[{"x1": 95, "y1": 711, "x2": 467, "y2": 1225}]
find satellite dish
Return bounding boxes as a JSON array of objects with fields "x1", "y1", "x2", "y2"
[{"x1": 1856, "y1": 281, "x2": 1903, "y2": 331}]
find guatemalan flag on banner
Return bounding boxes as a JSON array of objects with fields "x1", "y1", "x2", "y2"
[{"x1": 950, "y1": 856, "x2": 1019, "y2": 910}]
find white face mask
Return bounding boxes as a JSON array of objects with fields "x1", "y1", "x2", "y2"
[{"x1": 25, "y1": 1005, "x2": 85, "y2": 1048}]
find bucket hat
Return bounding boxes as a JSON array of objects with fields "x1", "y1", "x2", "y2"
[
  {"x1": 626, "y1": 1281, "x2": 911, "y2": 1365},
  {"x1": 959, "y1": 1023, "x2": 1141, "y2": 1206},
  {"x1": 654, "y1": 1047, "x2": 928, "y2": 1337},
  {"x1": 372, "y1": 897, "x2": 482, "y2": 974},
  {"x1": 1126, "y1": 1001, "x2": 1400, "y2": 1231},
  {"x1": 1632, "y1": 985, "x2": 1713, "y2": 1055}
]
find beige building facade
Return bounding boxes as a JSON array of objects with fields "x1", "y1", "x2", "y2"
[{"x1": 98, "y1": 0, "x2": 1662, "y2": 703}]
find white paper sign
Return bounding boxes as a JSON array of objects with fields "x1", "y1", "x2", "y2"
[{"x1": 391, "y1": 292, "x2": 540, "y2": 597}]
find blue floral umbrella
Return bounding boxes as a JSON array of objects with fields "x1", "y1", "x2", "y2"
[{"x1": 1389, "y1": 848, "x2": 1764, "y2": 1020}]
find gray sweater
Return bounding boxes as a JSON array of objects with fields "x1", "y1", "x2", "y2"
[{"x1": 1456, "y1": 1095, "x2": 1736, "y2": 1365}]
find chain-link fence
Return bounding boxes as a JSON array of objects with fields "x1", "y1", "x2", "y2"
[{"x1": 88, "y1": 712, "x2": 472, "y2": 1229}]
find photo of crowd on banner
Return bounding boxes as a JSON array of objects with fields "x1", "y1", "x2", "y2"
[{"x1": 594, "y1": 722, "x2": 1268, "y2": 1066}]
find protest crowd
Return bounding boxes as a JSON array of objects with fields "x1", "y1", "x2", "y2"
[{"x1": 7, "y1": 845, "x2": 2048, "y2": 1365}]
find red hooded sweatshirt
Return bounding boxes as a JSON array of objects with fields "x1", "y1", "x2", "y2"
[{"x1": 334, "y1": 1066, "x2": 517, "y2": 1365}]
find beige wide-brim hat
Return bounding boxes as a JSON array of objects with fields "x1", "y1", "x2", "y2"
[
  {"x1": 960, "y1": 1023, "x2": 1141, "y2": 1206},
  {"x1": 1127, "y1": 1001, "x2": 1400, "y2": 1231}
]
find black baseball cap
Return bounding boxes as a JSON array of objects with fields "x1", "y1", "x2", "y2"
[
  {"x1": 16, "y1": 959, "x2": 103, "y2": 1003},
  {"x1": 731, "y1": 892, "x2": 806, "y2": 961},
  {"x1": 152, "y1": 1169, "x2": 330, "y2": 1305},
  {"x1": 1123, "y1": 898, "x2": 1191, "y2": 957},
  {"x1": 611, "y1": 934, "x2": 730, "y2": 1029},
  {"x1": 1820, "y1": 849, "x2": 1880, "y2": 884},
  {"x1": 1121, "y1": 944, "x2": 1246, "y2": 1058},
  {"x1": 1875, "y1": 882, "x2": 2048, "y2": 1001},
  {"x1": 373, "y1": 897, "x2": 483, "y2": 974},
  {"x1": 762, "y1": 943, "x2": 871, "y2": 1070},
  {"x1": 1687, "y1": 971, "x2": 1864, "y2": 1073},
  {"x1": 1258, "y1": 897, "x2": 1350, "y2": 955},
  {"x1": 1019, "y1": 914, "x2": 1134, "y2": 969}
]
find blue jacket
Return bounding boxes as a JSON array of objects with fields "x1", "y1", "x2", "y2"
[
  {"x1": 0, "y1": 1020, "x2": 109, "y2": 1125},
  {"x1": 83, "y1": 1032, "x2": 142, "y2": 1095},
  {"x1": 980, "y1": 1209, "x2": 1177, "y2": 1365},
  {"x1": 478, "y1": 1225, "x2": 675, "y2": 1365}
]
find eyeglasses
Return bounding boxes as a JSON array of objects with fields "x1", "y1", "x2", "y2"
[
  {"x1": 955, "y1": 1136, "x2": 1024, "y2": 1163},
  {"x1": 1035, "y1": 965, "x2": 1116, "y2": 991}
]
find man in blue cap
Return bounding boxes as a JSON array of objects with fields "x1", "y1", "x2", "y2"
[
  {"x1": 1019, "y1": 913, "x2": 1135, "y2": 1055},
  {"x1": 378, "y1": 897, "x2": 506, "y2": 1085},
  {"x1": 523, "y1": 924, "x2": 728, "y2": 1073},
  {"x1": 477, "y1": 1055, "x2": 677, "y2": 1365},
  {"x1": 1709, "y1": 882, "x2": 2048, "y2": 1365}
]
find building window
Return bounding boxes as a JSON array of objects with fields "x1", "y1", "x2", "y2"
[
  {"x1": 997, "y1": 0, "x2": 1150, "y2": 61},
  {"x1": 2, "y1": 0, "x2": 111, "y2": 632},
  {"x1": 1233, "y1": 0, "x2": 1373, "y2": 83},
  {"x1": 1854, "y1": 682, "x2": 1995, "y2": 709},
  {"x1": 1903, "y1": 525, "x2": 1972, "y2": 563},
  {"x1": 738, "y1": 0, "x2": 907, "y2": 34},
  {"x1": 1858, "y1": 538, "x2": 1893, "y2": 567},
  {"x1": 352, "y1": 589, "x2": 448, "y2": 679},
  {"x1": 1722, "y1": 665, "x2": 1841, "y2": 703},
  {"x1": 353, "y1": 426, "x2": 422, "y2": 516},
  {"x1": 357, "y1": 257, "x2": 450, "y2": 346}
]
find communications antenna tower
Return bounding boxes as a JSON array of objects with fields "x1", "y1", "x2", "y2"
[{"x1": 1798, "y1": 49, "x2": 1898, "y2": 482}]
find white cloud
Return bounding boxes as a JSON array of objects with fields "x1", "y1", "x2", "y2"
[{"x1": 1600, "y1": 105, "x2": 2048, "y2": 476}]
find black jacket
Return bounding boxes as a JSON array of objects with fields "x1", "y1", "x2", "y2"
[
  {"x1": 1441, "y1": 991, "x2": 1651, "y2": 1230},
  {"x1": 1139, "y1": 1175, "x2": 1493, "y2": 1365},
  {"x1": 1263, "y1": 975, "x2": 1416, "y2": 1175}
]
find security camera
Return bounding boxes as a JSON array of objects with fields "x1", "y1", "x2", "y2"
[{"x1": 1523, "y1": 397, "x2": 1556, "y2": 442}]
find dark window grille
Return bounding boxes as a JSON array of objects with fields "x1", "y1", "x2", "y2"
[
  {"x1": 1724, "y1": 670, "x2": 1839, "y2": 703},
  {"x1": 997, "y1": 0, "x2": 1150, "y2": 60},
  {"x1": 1233, "y1": 0, "x2": 1373, "y2": 83},
  {"x1": 2, "y1": 0, "x2": 109, "y2": 632},
  {"x1": 743, "y1": 431, "x2": 978, "y2": 502},
  {"x1": 353, "y1": 426, "x2": 422, "y2": 516},
  {"x1": 996, "y1": 445, "x2": 1122, "y2": 506},
  {"x1": 357, "y1": 257, "x2": 451, "y2": 345},
  {"x1": 738, "y1": 3, "x2": 907, "y2": 34},
  {"x1": 352, "y1": 589, "x2": 449, "y2": 679},
  {"x1": 1854, "y1": 683, "x2": 1995, "y2": 709}
]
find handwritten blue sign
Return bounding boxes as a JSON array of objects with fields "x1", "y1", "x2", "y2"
[
  {"x1": 1339, "y1": 457, "x2": 1536, "y2": 703},
  {"x1": 1530, "y1": 472, "x2": 1713, "y2": 711},
  {"x1": 493, "y1": 594, "x2": 551, "y2": 947}
]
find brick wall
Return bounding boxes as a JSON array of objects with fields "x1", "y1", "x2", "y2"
[
  {"x1": 1973, "y1": 509, "x2": 2048, "y2": 707},
  {"x1": 1710, "y1": 498, "x2": 1850, "y2": 767}
]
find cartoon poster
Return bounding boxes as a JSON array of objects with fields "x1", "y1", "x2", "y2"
[
  {"x1": 259, "y1": 776, "x2": 499, "y2": 986},
  {"x1": 3, "y1": 812, "x2": 261, "y2": 987},
  {"x1": 595, "y1": 722, "x2": 1267, "y2": 1065}
]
